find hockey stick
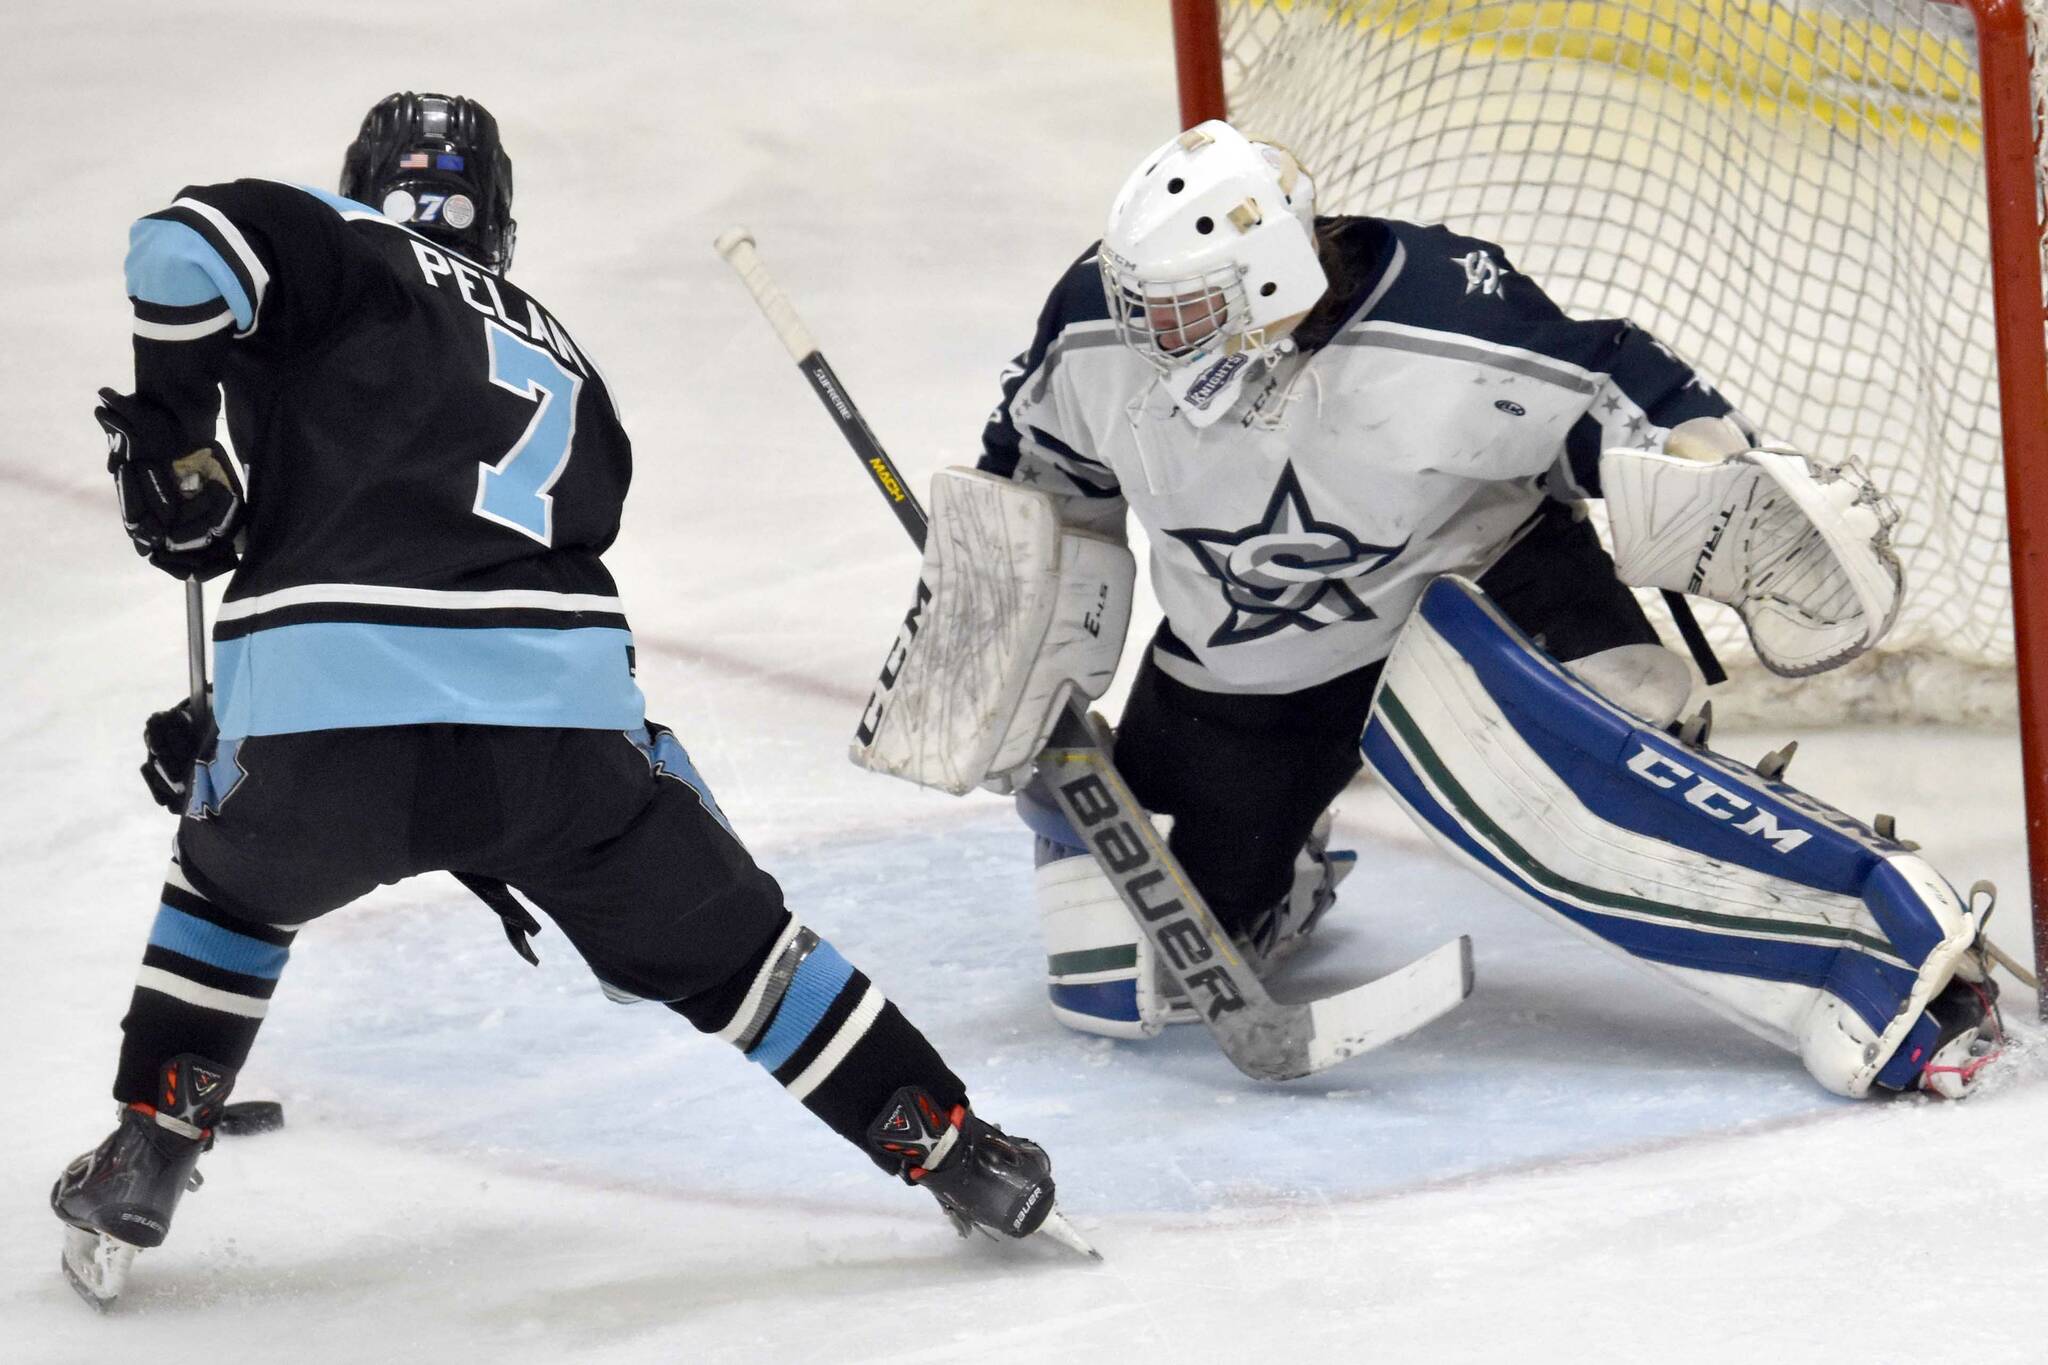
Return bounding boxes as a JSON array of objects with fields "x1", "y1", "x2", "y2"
[
  {"x1": 178, "y1": 578, "x2": 286, "y2": 1138},
  {"x1": 715, "y1": 227, "x2": 1474, "y2": 1080},
  {"x1": 185, "y1": 577, "x2": 207, "y2": 714}
]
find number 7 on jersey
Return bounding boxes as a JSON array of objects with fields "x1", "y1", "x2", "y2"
[{"x1": 475, "y1": 320, "x2": 582, "y2": 544}]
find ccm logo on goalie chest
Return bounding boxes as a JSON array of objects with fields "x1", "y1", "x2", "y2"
[{"x1": 1624, "y1": 747, "x2": 1811, "y2": 853}]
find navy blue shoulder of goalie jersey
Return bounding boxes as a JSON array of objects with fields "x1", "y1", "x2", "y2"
[
  {"x1": 1351, "y1": 218, "x2": 1751, "y2": 495},
  {"x1": 122, "y1": 178, "x2": 643, "y2": 740}
]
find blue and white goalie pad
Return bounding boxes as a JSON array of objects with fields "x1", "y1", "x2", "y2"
[{"x1": 1365, "y1": 576, "x2": 1978, "y2": 1097}]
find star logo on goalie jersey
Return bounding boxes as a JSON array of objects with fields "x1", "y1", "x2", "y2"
[
  {"x1": 1167, "y1": 462, "x2": 1409, "y2": 647},
  {"x1": 1455, "y1": 249, "x2": 1510, "y2": 297}
]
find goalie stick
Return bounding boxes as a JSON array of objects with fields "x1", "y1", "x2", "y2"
[{"x1": 714, "y1": 227, "x2": 1474, "y2": 1081}]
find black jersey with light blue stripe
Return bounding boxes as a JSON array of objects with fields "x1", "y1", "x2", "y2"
[{"x1": 121, "y1": 178, "x2": 642, "y2": 740}]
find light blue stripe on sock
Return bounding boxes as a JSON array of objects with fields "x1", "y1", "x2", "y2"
[
  {"x1": 747, "y1": 941, "x2": 856, "y2": 1073},
  {"x1": 147, "y1": 905, "x2": 290, "y2": 979}
]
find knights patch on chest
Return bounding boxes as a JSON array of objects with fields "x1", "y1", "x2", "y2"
[{"x1": 1166, "y1": 461, "x2": 1409, "y2": 647}]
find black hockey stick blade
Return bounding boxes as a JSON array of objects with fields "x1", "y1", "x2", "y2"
[{"x1": 216, "y1": 1099, "x2": 285, "y2": 1137}]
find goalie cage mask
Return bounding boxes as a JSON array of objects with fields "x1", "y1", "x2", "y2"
[{"x1": 1098, "y1": 119, "x2": 1326, "y2": 375}]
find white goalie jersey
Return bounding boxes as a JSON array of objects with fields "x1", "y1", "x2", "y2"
[{"x1": 980, "y1": 217, "x2": 1759, "y2": 693}]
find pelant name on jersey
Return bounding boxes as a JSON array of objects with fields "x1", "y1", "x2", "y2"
[{"x1": 406, "y1": 240, "x2": 589, "y2": 378}]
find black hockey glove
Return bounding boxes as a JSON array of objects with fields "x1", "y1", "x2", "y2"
[
  {"x1": 141, "y1": 693, "x2": 208, "y2": 814},
  {"x1": 96, "y1": 388, "x2": 245, "y2": 581}
]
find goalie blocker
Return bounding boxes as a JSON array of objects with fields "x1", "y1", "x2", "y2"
[
  {"x1": 853, "y1": 468, "x2": 1135, "y2": 795},
  {"x1": 1368, "y1": 575, "x2": 1999, "y2": 1098}
]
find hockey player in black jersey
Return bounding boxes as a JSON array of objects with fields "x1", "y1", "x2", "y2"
[
  {"x1": 853, "y1": 120, "x2": 2004, "y2": 1100},
  {"x1": 52, "y1": 92, "x2": 1089, "y2": 1310}
]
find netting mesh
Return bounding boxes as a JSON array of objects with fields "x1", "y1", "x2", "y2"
[{"x1": 1211, "y1": 0, "x2": 2048, "y2": 720}]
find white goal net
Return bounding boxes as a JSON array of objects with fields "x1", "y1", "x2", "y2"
[{"x1": 1205, "y1": 0, "x2": 2048, "y2": 722}]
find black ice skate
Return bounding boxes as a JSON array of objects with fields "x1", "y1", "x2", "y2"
[
  {"x1": 51, "y1": 1054, "x2": 236, "y2": 1309},
  {"x1": 867, "y1": 1086, "x2": 1099, "y2": 1260}
]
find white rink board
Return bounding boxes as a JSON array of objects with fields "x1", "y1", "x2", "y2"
[{"x1": 3, "y1": 2, "x2": 2045, "y2": 1362}]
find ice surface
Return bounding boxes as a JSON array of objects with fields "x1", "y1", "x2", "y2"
[{"x1": 4, "y1": 2, "x2": 2045, "y2": 1361}]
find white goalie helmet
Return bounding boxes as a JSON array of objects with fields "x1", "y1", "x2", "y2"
[{"x1": 1098, "y1": 120, "x2": 1327, "y2": 377}]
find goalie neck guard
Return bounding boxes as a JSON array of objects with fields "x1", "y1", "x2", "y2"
[{"x1": 340, "y1": 91, "x2": 517, "y2": 274}]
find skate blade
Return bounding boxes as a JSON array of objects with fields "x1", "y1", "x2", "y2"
[
  {"x1": 1034, "y1": 1209, "x2": 1103, "y2": 1261},
  {"x1": 61, "y1": 1225, "x2": 136, "y2": 1311}
]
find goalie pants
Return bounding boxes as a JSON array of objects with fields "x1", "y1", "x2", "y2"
[
  {"x1": 1115, "y1": 502, "x2": 1661, "y2": 933},
  {"x1": 116, "y1": 722, "x2": 963, "y2": 1162}
]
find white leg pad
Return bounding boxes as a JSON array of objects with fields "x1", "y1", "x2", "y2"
[
  {"x1": 1035, "y1": 815, "x2": 1359, "y2": 1038},
  {"x1": 1038, "y1": 850, "x2": 1190, "y2": 1038},
  {"x1": 1367, "y1": 576, "x2": 1978, "y2": 1098}
]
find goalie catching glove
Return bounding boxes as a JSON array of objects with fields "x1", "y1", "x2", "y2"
[
  {"x1": 1601, "y1": 417, "x2": 1902, "y2": 675},
  {"x1": 853, "y1": 469, "x2": 1135, "y2": 795}
]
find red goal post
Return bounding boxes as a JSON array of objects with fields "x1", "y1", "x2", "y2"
[{"x1": 1171, "y1": 0, "x2": 2048, "y2": 1002}]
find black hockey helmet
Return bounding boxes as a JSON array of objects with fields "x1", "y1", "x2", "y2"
[{"x1": 340, "y1": 92, "x2": 516, "y2": 273}]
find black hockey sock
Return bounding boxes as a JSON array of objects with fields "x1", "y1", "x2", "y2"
[
  {"x1": 669, "y1": 911, "x2": 966, "y2": 1169},
  {"x1": 112, "y1": 858, "x2": 296, "y2": 1105}
]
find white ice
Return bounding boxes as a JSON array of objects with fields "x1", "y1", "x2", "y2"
[{"x1": 4, "y1": 3, "x2": 2046, "y2": 1361}]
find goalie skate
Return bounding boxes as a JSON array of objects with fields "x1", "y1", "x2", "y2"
[
  {"x1": 1916, "y1": 973, "x2": 2005, "y2": 1099},
  {"x1": 1238, "y1": 810, "x2": 1357, "y2": 973}
]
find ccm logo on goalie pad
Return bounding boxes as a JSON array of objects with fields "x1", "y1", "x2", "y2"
[
  {"x1": 855, "y1": 578, "x2": 932, "y2": 745},
  {"x1": 1625, "y1": 747, "x2": 1811, "y2": 853},
  {"x1": 1056, "y1": 770, "x2": 1249, "y2": 1021}
]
